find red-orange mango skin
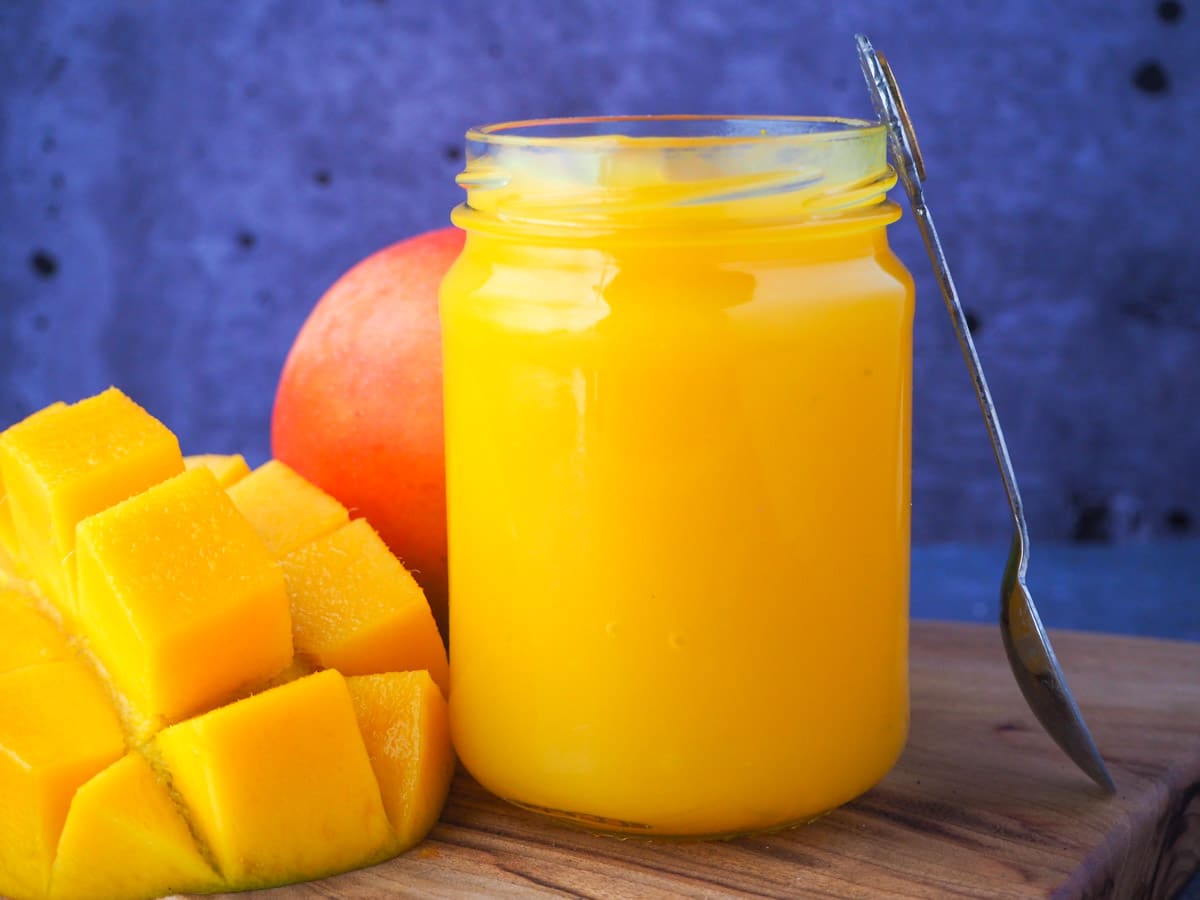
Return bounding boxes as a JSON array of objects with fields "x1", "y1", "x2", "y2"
[{"x1": 272, "y1": 228, "x2": 465, "y2": 638}]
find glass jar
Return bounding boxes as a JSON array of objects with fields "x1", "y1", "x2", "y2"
[{"x1": 441, "y1": 116, "x2": 914, "y2": 837}]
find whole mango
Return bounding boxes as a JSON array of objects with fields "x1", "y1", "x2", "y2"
[{"x1": 272, "y1": 228, "x2": 465, "y2": 638}]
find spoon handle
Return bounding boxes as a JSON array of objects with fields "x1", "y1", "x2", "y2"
[
  {"x1": 855, "y1": 34, "x2": 1116, "y2": 792},
  {"x1": 854, "y1": 35, "x2": 1029, "y2": 566}
]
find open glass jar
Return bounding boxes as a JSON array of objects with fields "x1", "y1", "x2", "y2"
[{"x1": 441, "y1": 116, "x2": 914, "y2": 837}]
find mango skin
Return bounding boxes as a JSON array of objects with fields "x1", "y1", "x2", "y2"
[{"x1": 271, "y1": 228, "x2": 465, "y2": 639}]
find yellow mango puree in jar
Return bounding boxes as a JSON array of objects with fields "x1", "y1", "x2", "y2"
[{"x1": 441, "y1": 116, "x2": 914, "y2": 837}]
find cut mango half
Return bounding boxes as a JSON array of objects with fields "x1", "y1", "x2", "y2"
[{"x1": 0, "y1": 389, "x2": 455, "y2": 900}]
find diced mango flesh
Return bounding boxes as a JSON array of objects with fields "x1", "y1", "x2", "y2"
[
  {"x1": 184, "y1": 453, "x2": 251, "y2": 488},
  {"x1": 0, "y1": 389, "x2": 183, "y2": 621},
  {"x1": 283, "y1": 518, "x2": 449, "y2": 694},
  {"x1": 0, "y1": 489, "x2": 20, "y2": 571},
  {"x1": 0, "y1": 542, "x2": 26, "y2": 585},
  {"x1": 156, "y1": 670, "x2": 395, "y2": 886},
  {"x1": 227, "y1": 459, "x2": 349, "y2": 557},
  {"x1": 0, "y1": 585, "x2": 70, "y2": 675},
  {"x1": 0, "y1": 402, "x2": 65, "y2": 577},
  {"x1": 348, "y1": 671, "x2": 456, "y2": 850},
  {"x1": 0, "y1": 391, "x2": 454, "y2": 900},
  {"x1": 76, "y1": 467, "x2": 293, "y2": 732},
  {"x1": 0, "y1": 660, "x2": 125, "y2": 899},
  {"x1": 51, "y1": 752, "x2": 221, "y2": 900}
]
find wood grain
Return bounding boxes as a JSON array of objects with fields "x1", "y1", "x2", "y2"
[{"x1": 191, "y1": 622, "x2": 1200, "y2": 899}]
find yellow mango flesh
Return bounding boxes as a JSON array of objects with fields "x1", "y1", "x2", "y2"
[
  {"x1": 0, "y1": 485, "x2": 20, "y2": 571},
  {"x1": 0, "y1": 585, "x2": 70, "y2": 675},
  {"x1": 0, "y1": 660, "x2": 125, "y2": 899},
  {"x1": 50, "y1": 752, "x2": 221, "y2": 900},
  {"x1": 0, "y1": 543, "x2": 25, "y2": 584},
  {"x1": 155, "y1": 669, "x2": 394, "y2": 887},
  {"x1": 227, "y1": 458, "x2": 349, "y2": 557},
  {"x1": 0, "y1": 389, "x2": 183, "y2": 621},
  {"x1": 283, "y1": 518, "x2": 450, "y2": 694},
  {"x1": 0, "y1": 403, "x2": 66, "y2": 579},
  {"x1": 1, "y1": 391, "x2": 455, "y2": 899},
  {"x1": 183, "y1": 452, "x2": 251, "y2": 488},
  {"x1": 76, "y1": 467, "x2": 293, "y2": 734},
  {"x1": 348, "y1": 671, "x2": 456, "y2": 849}
]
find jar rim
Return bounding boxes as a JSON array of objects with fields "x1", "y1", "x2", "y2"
[
  {"x1": 467, "y1": 115, "x2": 884, "y2": 149},
  {"x1": 455, "y1": 114, "x2": 898, "y2": 241}
]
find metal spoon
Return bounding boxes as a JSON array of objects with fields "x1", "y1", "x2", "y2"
[{"x1": 855, "y1": 34, "x2": 1116, "y2": 793}]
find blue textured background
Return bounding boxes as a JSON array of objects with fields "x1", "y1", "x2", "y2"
[
  {"x1": 2, "y1": 9, "x2": 1199, "y2": 891},
  {"x1": 2, "y1": 0, "x2": 1198, "y2": 546}
]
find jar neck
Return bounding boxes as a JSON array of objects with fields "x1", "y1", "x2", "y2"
[{"x1": 453, "y1": 116, "x2": 901, "y2": 244}]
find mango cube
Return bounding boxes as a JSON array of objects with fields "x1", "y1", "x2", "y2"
[
  {"x1": 0, "y1": 585, "x2": 70, "y2": 675},
  {"x1": 0, "y1": 504, "x2": 27, "y2": 584},
  {"x1": 0, "y1": 390, "x2": 183, "y2": 620},
  {"x1": 227, "y1": 459, "x2": 349, "y2": 557},
  {"x1": 0, "y1": 487, "x2": 19, "y2": 573},
  {"x1": 184, "y1": 452, "x2": 251, "y2": 488},
  {"x1": 282, "y1": 518, "x2": 449, "y2": 693},
  {"x1": 0, "y1": 403, "x2": 66, "y2": 579},
  {"x1": 0, "y1": 660, "x2": 125, "y2": 900},
  {"x1": 348, "y1": 671, "x2": 456, "y2": 850},
  {"x1": 76, "y1": 467, "x2": 292, "y2": 732},
  {"x1": 51, "y1": 752, "x2": 221, "y2": 900},
  {"x1": 154, "y1": 669, "x2": 394, "y2": 887}
]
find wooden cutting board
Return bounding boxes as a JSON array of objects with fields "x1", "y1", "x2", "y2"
[{"x1": 196, "y1": 622, "x2": 1200, "y2": 899}]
